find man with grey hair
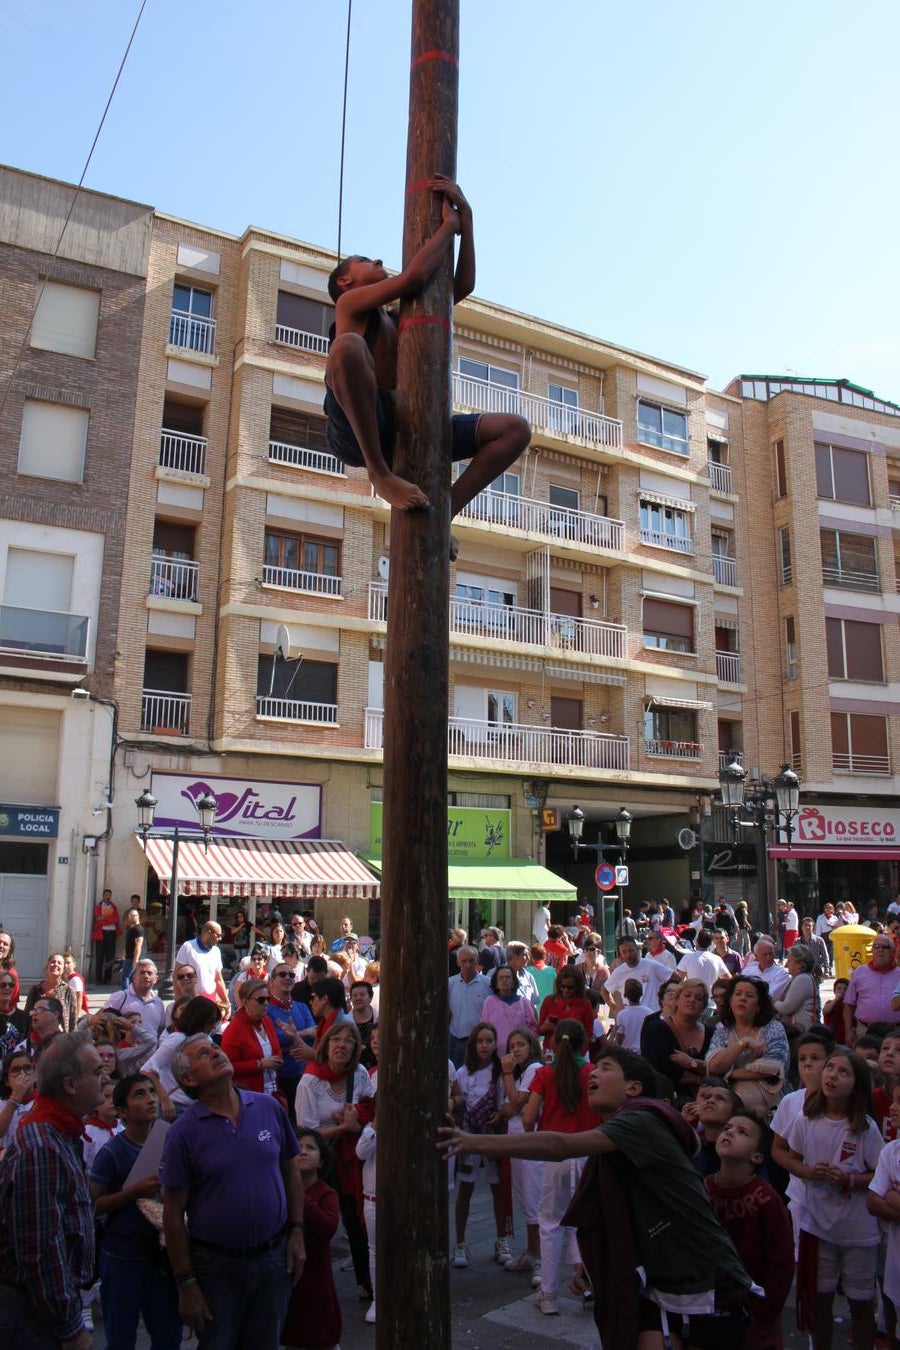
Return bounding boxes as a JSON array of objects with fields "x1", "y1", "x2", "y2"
[
  {"x1": 448, "y1": 946, "x2": 489, "y2": 1066},
  {"x1": 741, "y1": 936, "x2": 791, "y2": 999},
  {"x1": 0, "y1": 1031, "x2": 104, "y2": 1350},
  {"x1": 103, "y1": 957, "x2": 167, "y2": 1042}
]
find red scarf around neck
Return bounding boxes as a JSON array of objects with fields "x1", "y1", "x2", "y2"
[{"x1": 21, "y1": 1092, "x2": 85, "y2": 1138}]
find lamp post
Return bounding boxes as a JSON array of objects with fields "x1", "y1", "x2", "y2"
[
  {"x1": 135, "y1": 787, "x2": 217, "y2": 997},
  {"x1": 716, "y1": 755, "x2": 801, "y2": 935},
  {"x1": 566, "y1": 804, "x2": 632, "y2": 954}
]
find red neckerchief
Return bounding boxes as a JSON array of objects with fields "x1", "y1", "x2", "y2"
[
  {"x1": 21, "y1": 1092, "x2": 85, "y2": 1138},
  {"x1": 868, "y1": 958, "x2": 897, "y2": 973},
  {"x1": 304, "y1": 1060, "x2": 346, "y2": 1084},
  {"x1": 85, "y1": 1116, "x2": 115, "y2": 1131}
]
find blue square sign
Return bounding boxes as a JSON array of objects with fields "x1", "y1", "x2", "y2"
[{"x1": 615, "y1": 864, "x2": 629, "y2": 886}]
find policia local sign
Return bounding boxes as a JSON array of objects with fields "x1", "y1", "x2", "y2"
[
  {"x1": 0, "y1": 805, "x2": 60, "y2": 838},
  {"x1": 369, "y1": 803, "x2": 511, "y2": 861}
]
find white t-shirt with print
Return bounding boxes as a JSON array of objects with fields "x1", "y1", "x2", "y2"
[
  {"x1": 869, "y1": 1139, "x2": 900, "y2": 1307},
  {"x1": 771, "y1": 1088, "x2": 808, "y2": 1211},
  {"x1": 786, "y1": 1113, "x2": 884, "y2": 1246}
]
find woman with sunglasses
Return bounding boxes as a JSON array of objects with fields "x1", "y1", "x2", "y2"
[
  {"x1": 220, "y1": 978, "x2": 283, "y2": 1095},
  {"x1": 537, "y1": 967, "x2": 594, "y2": 1056},
  {"x1": 0, "y1": 971, "x2": 26, "y2": 1057},
  {"x1": 0, "y1": 1049, "x2": 35, "y2": 1157}
]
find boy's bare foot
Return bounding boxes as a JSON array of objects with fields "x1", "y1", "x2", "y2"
[
  {"x1": 450, "y1": 534, "x2": 459, "y2": 562},
  {"x1": 374, "y1": 473, "x2": 429, "y2": 510}
]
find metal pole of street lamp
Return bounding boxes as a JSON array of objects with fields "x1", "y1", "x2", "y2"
[{"x1": 566, "y1": 806, "x2": 631, "y2": 955}]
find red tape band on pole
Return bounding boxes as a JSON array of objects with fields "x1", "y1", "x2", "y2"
[
  {"x1": 411, "y1": 49, "x2": 458, "y2": 70},
  {"x1": 406, "y1": 179, "x2": 437, "y2": 195},
  {"x1": 398, "y1": 315, "x2": 452, "y2": 333}
]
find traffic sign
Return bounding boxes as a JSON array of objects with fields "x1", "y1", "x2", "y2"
[
  {"x1": 595, "y1": 862, "x2": 615, "y2": 891},
  {"x1": 615, "y1": 864, "x2": 629, "y2": 887}
]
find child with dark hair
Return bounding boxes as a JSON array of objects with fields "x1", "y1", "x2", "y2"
[
  {"x1": 450, "y1": 1021, "x2": 508, "y2": 1270},
  {"x1": 281, "y1": 1129, "x2": 341, "y2": 1350},
  {"x1": 683, "y1": 1077, "x2": 742, "y2": 1177},
  {"x1": 705, "y1": 1112, "x2": 794, "y2": 1349},
  {"x1": 823, "y1": 977, "x2": 850, "y2": 1043},
  {"x1": 613, "y1": 977, "x2": 653, "y2": 1051},
  {"x1": 325, "y1": 177, "x2": 529, "y2": 523},
  {"x1": 872, "y1": 1026, "x2": 900, "y2": 1141}
]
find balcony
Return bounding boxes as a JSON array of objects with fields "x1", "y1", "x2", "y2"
[
  {"x1": 645, "y1": 739, "x2": 703, "y2": 760},
  {"x1": 367, "y1": 583, "x2": 625, "y2": 658},
  {"x1": 718, "y1": 750, "x2": 744, "y2": 772},
  {"x1": 261, "y1": 565, "x2": 342, "y2": 598},
  {"x1": 832, "y1": 752, "x2": 890, "y2": 776},
  {"x1": 141, "y1": 690, "x2": 191, "y2": 736},
  {"x1": 712, "y1": 555, "x2": 737, "y2": 587},
  {"x1": 822, "y1": 565, "x2": 880, "y2": 594},
  {"x1": 707, "y1": 461, "x2": 733, "y2": 494},
  {"x1": 149, "y1": 557, "x2": 199, "y2": 602},
  {"x1": 640, "y1": 527, "x2": 693, "y2": 554},
  {"x1": 268, "y1": 440, "x2": 345, "y2": 476},
  {"x1": 716, "y1": 651, "x2": 741, "y2": 684},
  {"x1": 0, "y1": 605, "x2": 89, "y2": 662},
  {"x1": 256, "y1": 696, "x2": 338, "y2": 725},
  {"x1": 364, "y1": 708, "x2": 630, "y2": 771},
  {"x1": 159, "y1": 429, "x2": 208, "y2": 477},
  {"x1": 452, "y1": 371, "x2": 623, "y2": 452},
  {"x1": 458, "y1": 489, "x2": 624, "y2": 553},
  {"x1": 274, "y1": 325, "x2": 330, "y2": 356},
  {"x1": 891, "y1": 494, "x2": 900, "y2": 510},
  {"x1": 169, "y1": 310, "x2": 215, "y2": 355}
]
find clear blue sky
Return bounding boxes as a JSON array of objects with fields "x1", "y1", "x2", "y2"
[{"x1": 2, "y1": 0, "x2": 898, "y2": 396}]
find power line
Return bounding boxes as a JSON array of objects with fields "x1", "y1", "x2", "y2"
[{"x1": 0, "y1": 0, "x2": 150, "y2": 423}]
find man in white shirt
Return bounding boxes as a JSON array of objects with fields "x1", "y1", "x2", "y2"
[
  {"x1": 175, "y1": 921, "x2": 229, "y2": 1008},
  {"x1": 644, "y1": 930, "x2": 678, "y2": 971},
  {"x1": 103, "y1": 958, "x2": 168, "y2": 1042},
  {"x1": 677, "y1": 928, "x2": 730, "y2": 994},
  {"x1": 532, "y1": 903, "x2": 551, "y2": 946},
  {"x1": 741, "y1": 937, "x2": 791, "y2": 999},
  {"x1": 448, "y1": 947, "x2": 489, "y2": 1067},
  {"x1": 778, "y1": 898, "x2": 800, "y2": 954},
  {"x1": 605, "y1": 938, "x2": 676, "y2": 1011}
]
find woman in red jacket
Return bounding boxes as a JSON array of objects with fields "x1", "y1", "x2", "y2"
[
  {"x1": 220, "y1": 978, "x2": 282, "y2": 1094},
  {"x1": 537, "y1": 966, "x2": 594, "y2": 1055}
]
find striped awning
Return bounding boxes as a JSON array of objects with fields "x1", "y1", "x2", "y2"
[{"x1": 138, "y1": 835, "x2": 380, "y2": 900}]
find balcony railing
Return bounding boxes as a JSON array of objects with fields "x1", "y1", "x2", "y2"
[
  {"x1": 367, "y1": 583, "x2": 626, "y2": 658},
  {"x1": 832, "y1": 752, "x2": 890, "y2": 776},
  {"x1": 268, "y1": 439, "x2": 345, "y2": 475},
  {"x1": 458, "y1": 489, "x2": 624, "y2": 552},
  {"x1": 640, "y1": 528, "x2": 693, "y2": 554},
  {"x1": 364, "y1": 707, "x2": 630, "y2": 771},
  {"x1": 149, "y1": 557, "x2": 199, "y2": 602},
  {"x1": 141, "y1": 690, "x2": 191, "y2": 735},
  {"x1": 645, "y1": 739, "x2": 703, "y2": 760},
  {"x1": 716, "y1": 651, "x2": 741, "y2": 683},
  {"x1": 256, "y1": 697, "x2": 338, "y2": 724},
  {"x1": 452, "y1": 372, "x2": 623, "y2": 451},
  {"x1": 261, "y1": 565, "x2": 342, "y2": 597},
  {"x1": 718, "y1": 750, "x2": 744, "y2": 772},
  {"x1": 274, "y1": 325, "x2": 330, "y2": 356},
  {"x1": 712, "y1": 555, "x2": 737, "y2": 586},
  {"x1": 169, "y1": 310, "x2": 215, "y2": 355},
  {"x1": 0, "y1": 605, "x2": 89, "y2": 661},
  {"x1": 159, "y1": 429, "x2": 208, "y2": 476},
  {"x1": 707, "y1": 461, "x2": 733, "y2": 494},
  {"x1": 822, "y1": 565, "x2": 880, "y2": 593},
  {"x1": 891, "y1": 494, "x2": 900, "y2": 510}
]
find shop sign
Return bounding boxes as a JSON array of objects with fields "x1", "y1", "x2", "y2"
[
  {"x1": 150, "y1": 772, "x2": 321, "y2": 840},
  {"x1": 369, "y1": 803, "x2": 511, "y2": 860},
  {"x1": 0, "y1": 804, "x2": 60, "y2": 838},
  {"x1": 786, "y1": 804, "x2": 900, "y2": 850},
  {"x1": 703, "y1": 843, "x2": 757, "y2": 875}
]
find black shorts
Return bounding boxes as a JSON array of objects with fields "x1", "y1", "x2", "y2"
[
  {"x1": 324, "y1": 387, "x2": 481, "y2": 469},
  {"x1": 638, "y1": 1296, "x2": 748, "y2": 1348}
]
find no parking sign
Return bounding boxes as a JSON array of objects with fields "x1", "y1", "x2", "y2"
[{"x1": 595, "y1": 863, "x2": 615, "y2": 891}]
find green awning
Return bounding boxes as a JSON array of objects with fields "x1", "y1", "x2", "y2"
[{"x1": 361, "y1": 855, "x2": 575, "y2": 904}]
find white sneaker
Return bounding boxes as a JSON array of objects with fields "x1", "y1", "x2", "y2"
[
  {"x1": 452, "y1": 1243, "x2": 469, "y2": 1268},
  {"x1": 494, "y1": 1237, "x2": 513, "y2": 1264},
  {"x1": 82, "y1": 1308, "x2": 94, "y2": 1332},
  {"x1": 365, "y1": 1300, "x2": 376, "y2": 1324},
  {"x1": 530, "y1": 1261, "x2": 543, "y2": 1288},
  {"x1": 535, "y1": 1294, "x2": 560, "y2": 1315},
  {"x1": 504, "y1": 1250, "x2": 538, "y2": 1273}
]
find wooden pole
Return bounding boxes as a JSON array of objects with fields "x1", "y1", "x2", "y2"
[{"x1": 376, "y1": 2, "x2": 458, "y2": 1346}]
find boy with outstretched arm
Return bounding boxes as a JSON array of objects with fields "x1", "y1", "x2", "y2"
[{"x1": 325, "y1": 175, "x2": 530, "y2": 524}]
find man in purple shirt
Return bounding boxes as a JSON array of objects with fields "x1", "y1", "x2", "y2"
[
  {"x1": 160, "y1": 1035, "x2": 306, "y2": 1349},
  {"x1": 843, "y1": 936, "x2": 900, "y2": 1042}
]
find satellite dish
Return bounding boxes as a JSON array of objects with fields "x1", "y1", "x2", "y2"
[
  {"x1": 677, "y1": 827, "x2": 698, "y2": 851},
  {"x1": 274, "y1": 624, "x2": 292, "y2": 661},
  {"x1": 377, "y1": 555, "x2": 390, "y2": 580}
]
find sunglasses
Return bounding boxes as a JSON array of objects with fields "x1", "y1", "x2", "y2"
[
  {"x1": 176, "y1": 972, "x2": 195, "y2": 980},
  {"x1": 9, "y1": 1065, "x2": 32, "y2": 1075},
  {"x1": 274, "y1": 971, "x2": 293, "y2": 978},
  {"x1": 0, "y1": 981, "x2": 15, "y2": 989},
  {"x1": 251, "y1": 995, "x2": 270, "y2": 1004}
]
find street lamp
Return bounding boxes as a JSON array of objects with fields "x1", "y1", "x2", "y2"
[
  {"x1": 715, "y1": 756, "x2": 802, "y2": 935},
  {"x1": 773, "y1": 763, "x2": 801, "y2": 845},
  {"x1": 135, "y1": 787, "x2": 217, "y2": 996},
  {"x1": 566, "y1": 804, "x2": 631, "y2": 954}
]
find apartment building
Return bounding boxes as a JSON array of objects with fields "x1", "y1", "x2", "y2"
[
  {"x1": 103, "y1": 197, "x2": 754, "y2": 947},
  {"x1": 0, "y1": 167, "x2": 152, "y2": 977},
  {"x1": 730, "y1": 375, "x2": 900, "y2": 912}
]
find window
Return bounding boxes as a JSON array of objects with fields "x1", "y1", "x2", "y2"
[
  {"x1": 707, "y1": 438, "x2": 726, "y2": 465},
  {"x1": 143, "y1": 650, "x2": 189, "y2": 693},
  {"x1": 644, "y1": 706, "x2": 697, "y2": 744},
  {"x1": 784, "y1": 616, "x2": 797, "y2": 680},
  {"x1": 270, "y1": 408, "x2": 329, "y2": 450},
  {"x1": 815, "y1": 442, "x2": 870, "y2": 505},
  {"x1": 637, "y1": 400, "x2": 689, "y2": 456},
  {"x1": 275, "y1": 292, "x2": 331, "y2": 337},
  {"x1": 458, "y1": 357, "x2": 519, "y2": 392},
  {"x1": 777, "y1": 527, "x2": 792, "y2": 585},
  {"x1": 487, "y1": 690, "x2": 516, "y2": 725},
  {"x1": 547, "y1": 383, "x2": 579, "y2": 434},
  {"x1": 4, "y1": 549, "x2": 73, "y2": 612},
  {"x1": 257, "y1": 655, "x2": 337, "y2": 705},
  {"x1": 263, "y1": 530, "x2": 340, "y2": 577},
  {"x1": 640, "y1": 499, "x2": 692, "y2": 552},
  {"x1": 642, "y1": 597, "x2": 694, "y2": 653},
  {"x1": 170, "y1": 284, "x2": 214, "y2": 353},
  {"x1": 550, "y1": 696, "x2": 581, "y2": 729},
  {"x1": 454, "y1": 580, "x2": 516, "y2": 635},
  {"x1": 549, "y1": 483, "x2": 581, "y2": 537},
  {"x1": 820, "y1": 529, "x2": 878, "y2": 591},
  {"x1": 831, "y1": 712, "x2": 889, "y2": 774},
  {"x1": 826, "y1": 617, "x2": 884, "y2": 682},
  {"x1": 774, "y1": 439, "x2": 787, "y2": 498},
  {"x1": 890, "y1": 476, "x2": 900, "y2": 506},
  {"x1": 31, "y1": 282, "x2": 99, "y2": 359},
  {"x1": 18, "y1": 400, "x2": 88, "y2": 483},
  {"x1": 790, "y1": 710, "x2": 801, "y2": 771}
]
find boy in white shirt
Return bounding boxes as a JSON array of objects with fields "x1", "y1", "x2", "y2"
[{"x1": 613, "y1": 978, "x2": 653, "y2": 1051}]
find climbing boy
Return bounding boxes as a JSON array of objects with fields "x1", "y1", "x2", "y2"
[{"x1": 325, "y1": 174, "x2": 530, "y2": 519}]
